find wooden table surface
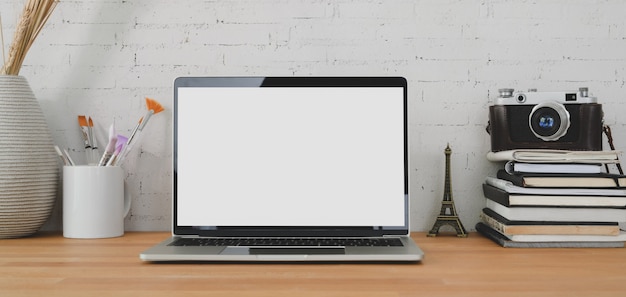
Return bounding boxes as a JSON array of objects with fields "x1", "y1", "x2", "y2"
[{"x1": 1, "y1": 231, "x2": 626, "y2": 297}]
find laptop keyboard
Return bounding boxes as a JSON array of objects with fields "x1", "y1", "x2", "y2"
[{"x1": 169, "y1": 237, "x2": 404, "y2": 247}]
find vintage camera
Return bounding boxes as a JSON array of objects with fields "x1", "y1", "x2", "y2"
[{"x1": 488, "y1": 87, "x2": 603, "y2": 152}]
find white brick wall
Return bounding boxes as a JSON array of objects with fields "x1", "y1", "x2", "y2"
[{"x1": 1, "y1": 0, "x2": 625, "y2": 232}]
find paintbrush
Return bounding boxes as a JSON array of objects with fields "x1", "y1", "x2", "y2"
[
  {"x1": 77, "y1": 115, "x2": 91, "y2": 164},
  {"x1": 54, "y1": 145, "x2": 72, "y2": 166},
  {"x1": 88, "y1": 116, "x2": 99, "y2": 165},
  {"x1": 117, "y1": 98, "x2": 164, "y2": 164},
  {"x1": 98, "y1": 120, "x2": 117, "y2": 166},
  {"x1": 88, "y1": 117, "x2": 97, "y2": 150},
  {"x1": 63, "y1": 148, "x2": 76, "y2": 166},
  {"x1": 106, "y1": 135, "x2": 127, "y2": 166}
]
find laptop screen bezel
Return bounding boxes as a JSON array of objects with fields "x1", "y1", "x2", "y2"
[{"x1": 172, "y1": 77, "x2": 410, "y2": 237}]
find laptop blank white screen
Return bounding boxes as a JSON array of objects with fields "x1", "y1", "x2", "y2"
[{"x1": 176, "y1": 86, "x2": 406, "y2": 227}]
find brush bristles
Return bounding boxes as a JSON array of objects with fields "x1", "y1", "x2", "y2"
[
  {"x1": 145, "y1": 97, "x2": 164, "y2": 114},
  {"x1": 78, "y1": 115, "x2": 87, "y2": 126}
]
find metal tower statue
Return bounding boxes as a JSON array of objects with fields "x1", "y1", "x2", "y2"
[{"x1": 427, "y1": 144, "x2": 468, "y2": 237}]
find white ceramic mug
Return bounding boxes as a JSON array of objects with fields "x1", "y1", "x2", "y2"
[{"x1": 63, "y1": 166, "x2": 131, "y2": 238}]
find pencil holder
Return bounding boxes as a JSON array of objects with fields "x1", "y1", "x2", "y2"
[{"x1": 63, "y1": 166, "x2": 131, "y2": 238}]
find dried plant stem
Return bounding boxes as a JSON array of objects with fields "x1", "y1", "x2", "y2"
[
  {"x1": 0, "y1": 14, "x2": 6, "y2": 66},
  {"x1": 1, "y1": 0, "x2": 59, "y2": 75}
]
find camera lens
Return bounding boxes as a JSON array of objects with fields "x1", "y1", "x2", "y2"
[
  {"x1": 529, "y1": 102, "x2": 571, "y2": 141},
  {"x1": 532, "y1": 108, "x2": 560, "y2": 135}
]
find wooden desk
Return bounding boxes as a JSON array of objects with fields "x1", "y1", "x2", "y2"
[{"x1": 1, "y1": 232, "x2": 625, "y2": 297}]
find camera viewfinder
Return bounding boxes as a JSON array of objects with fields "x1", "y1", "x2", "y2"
[{"x1": 565, "y1": 93, "x2": 577, "y2": 101}]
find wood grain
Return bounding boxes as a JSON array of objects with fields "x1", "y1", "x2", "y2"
[{"x1": 1, "y1": 232, "x2": 625, "y2": 297}]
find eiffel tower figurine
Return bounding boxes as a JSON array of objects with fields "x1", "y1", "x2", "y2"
[{"x1": 427, "y1": 144, "x2": 468, "y2": 237}]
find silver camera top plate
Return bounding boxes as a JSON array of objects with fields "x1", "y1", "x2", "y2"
[{"x1": 495, "y1": 88, "x2": 597, "y2": 105}]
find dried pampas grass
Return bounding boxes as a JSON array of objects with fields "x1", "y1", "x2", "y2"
[{"x1": 1, "y1": 0, "x2": 59, "y2": 75}]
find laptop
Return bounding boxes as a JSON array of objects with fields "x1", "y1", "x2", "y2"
[{"x1": 140, "y1": 76, "x2": 424, "y2": 262}]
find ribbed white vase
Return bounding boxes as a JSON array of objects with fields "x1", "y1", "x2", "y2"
[{"x1": 0, "y1": 75, "x2": 58, "y2": 238}]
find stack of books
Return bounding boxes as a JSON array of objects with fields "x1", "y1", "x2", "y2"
[{"x1": 477, "y1": 149, "x2": 626, "y2": 248}]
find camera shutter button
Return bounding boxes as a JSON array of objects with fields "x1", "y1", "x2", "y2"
[{"x1": 579, "y1": 87, "x2": 589, "y2": 97}]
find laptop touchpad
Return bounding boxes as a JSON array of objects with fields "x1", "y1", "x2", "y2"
[
  {"x1": 250, "y1": 248, "x2": 345, "y2": 255},
  {"x1": 222, "y1": 247, "x2": 345, "y2": 255}
]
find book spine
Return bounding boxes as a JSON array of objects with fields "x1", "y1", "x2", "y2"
[
  {"x1": 496, "y1": 170, "x2": 526, "y2": 187},
  {"x1": 482, "y1": 183, "x2": 511, "y2": 207},
  {"x1": 480, "y1": 211, "x2": 506, "y2": 234}
]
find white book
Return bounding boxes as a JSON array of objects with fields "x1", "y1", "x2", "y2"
[
  {"x1": 485, "y1": 199, "x2": 626, "y2": 222},
  {"x1": 485, "y1": 176, "x2": 626, "y2": 196},
  {"x1": 487, "y1": 149, "x2": 621, "y2": 164},
  {"x1": 503, "y1": 231, "x2": 626, "y2": 242},
  {"x1": 483, "y1": 183, "x2": 626, "y2": 207},
  {"x1": 505, "y1": 161, "x2": 603, "y2": 174}
]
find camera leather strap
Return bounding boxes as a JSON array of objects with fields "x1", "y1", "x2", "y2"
[{"x1": 603, "y1": 125, "x2": 623, "y2": 175}]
